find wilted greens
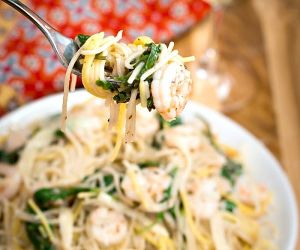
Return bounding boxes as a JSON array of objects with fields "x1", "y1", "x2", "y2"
[
  {"x1": 76, "y1": 34, "x2": 90, "y2": 46},
  {"x1": 0, "y1": 148, "x2": 22, "y2": 164}
]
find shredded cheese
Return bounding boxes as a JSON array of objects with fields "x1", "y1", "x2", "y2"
[
  {"x1": 180, "y1": 190, "x2": 210, "y2": 247},
  {"x1": 224, "y1": 195, "x2": 272, "y2": 218},
  {"x1": 133, "y1": 36, "x2": 154, "y2": 46},
  {"x1": 221, "y1": 211, "x2": 238, "y2": 223},
  {"x1": 128, "y1": 169, "x2": 148, "y2": 209},
  {"x1": 81, "y1": 30, "x2": 122, "y2": 56},
  {"x1": 127, "y1": 62, "x2": 145, "y2": 84},
  {"x1": 181, "y1": 56, "x2": 195, "y2": 63},
  {"x1": 195, "y1": 166, "x2": 216, "y2": 178},
  {"x1": 140, "y1": 230, "x2": 175, "y2": 250},
  {"x1": 139, "y1": 80, "x2": 150, "y2": 107},
  {"x1": 28, "y1": 199, "x2": 55, "y2": 243},
  {"x1": 140, "y1": 231, "x2": 159, "y2": 248}
]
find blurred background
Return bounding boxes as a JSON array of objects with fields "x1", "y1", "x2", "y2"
[{"x1": 0, "y1": 0, "x2": 299, "y2": 240}]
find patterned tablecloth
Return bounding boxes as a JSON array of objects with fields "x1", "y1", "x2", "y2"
[{"x1": 0, "y1": 0, "x2": 210, "y2": 115}]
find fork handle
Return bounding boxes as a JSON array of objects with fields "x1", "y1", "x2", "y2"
[{"x1": 2, "y1": 0, "x2": 55, "y2": 38}]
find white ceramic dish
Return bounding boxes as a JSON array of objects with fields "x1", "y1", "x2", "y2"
[{"x1": 0, "y1": 90, "x2": 298, "y2": 249}]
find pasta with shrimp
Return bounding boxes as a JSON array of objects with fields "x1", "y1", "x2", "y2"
[
  {"x1": 0, "y1": 99, "x2": 276, "y2": 250},
  {"x1": 63, "y1": 31, "x2": 194, "y2": 161}
]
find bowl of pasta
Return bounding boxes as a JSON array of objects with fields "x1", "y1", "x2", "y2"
[{"x1": 0, "y1": 90, "x2": 298, "y2": 250}]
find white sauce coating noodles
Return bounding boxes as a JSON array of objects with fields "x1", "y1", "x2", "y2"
[{"x1": 0, "y1": 100, "x2": 275, "y2": 250}]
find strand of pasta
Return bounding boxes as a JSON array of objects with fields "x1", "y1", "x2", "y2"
[
  {"x1": 180, "y1": 189, "x2": 211, "y2": 248},
  {"x1": 80, "y1": 31, "x2": 122, "y2": 55},
  {"x1": 28, "y1": 199, "x2": 56, "y2": 243},
  {"x1": 110, "y1": 103, "x2": 127, "y2": 162},
  {"x1": 61, "y1": 46, "x2": 84, "y2": 131}
]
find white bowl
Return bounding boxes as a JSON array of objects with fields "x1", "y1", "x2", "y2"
[{"x1": 0, "y1": 90, "x2": 298, "y2": 249}]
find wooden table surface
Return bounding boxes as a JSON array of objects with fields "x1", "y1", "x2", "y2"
[{"x1": 176, "y1": 0, "x2": 300, "y2": 248}]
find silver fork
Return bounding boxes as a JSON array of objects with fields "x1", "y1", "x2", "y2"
[{"x1": 2, "y1": 0, "x2": 82, "y2": 75}]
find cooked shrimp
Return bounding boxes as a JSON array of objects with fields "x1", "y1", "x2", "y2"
[
  {"x1": 186, "y1": 178, "x2": 220, "y2": 219},
  {"x1": 151, "y1": 62, "x2": 192, "y2": 121},
  {"x1": 164, "y1": 125, "x2": 202, "y2": 151},
  {"x1": 0, "y1": 163, "x2": 21, "y2": 199},
  {"x1": 86, "y1": 207, "x2": 128, "y2": 247},
  {"x1": 122, "y1": 167, "x2": 171, "y2": 203},
  {"x1": 164, "y1": 126, "x2": 226, "y2": 169},
  {"x1": 236, "y1": 177, "x2": 269, "y2": 207}
]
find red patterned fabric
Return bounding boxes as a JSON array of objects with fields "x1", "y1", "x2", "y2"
[{"x1": 0, "y1": 0, "x2": 210, "y2": 115}]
